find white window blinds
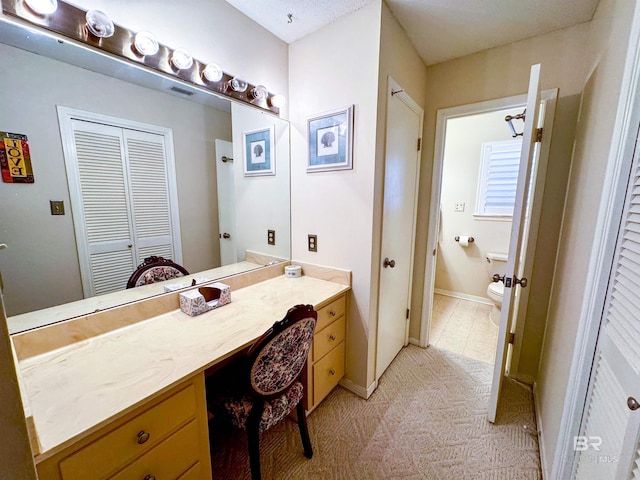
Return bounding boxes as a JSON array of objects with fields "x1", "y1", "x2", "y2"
[{"x1": 475, "y1": 139, "x2": 522, "y2": 216}]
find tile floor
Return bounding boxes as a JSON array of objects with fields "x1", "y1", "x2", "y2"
[{"x1": 430, "y1": 293, "x2": 499, "y2": 364}]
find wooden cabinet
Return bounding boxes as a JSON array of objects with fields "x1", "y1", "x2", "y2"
[
  {"x1": 36, "y1": 375, "x2": 211, "y2": 480},
  {"x1": 304, "y1": 293, "x2": 347, "y2": 412}
]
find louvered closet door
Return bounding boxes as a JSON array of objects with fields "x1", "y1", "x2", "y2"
[
  {"x1": 70, "y1": 120, "x2": 136, "y2": 296},
  {"x1": 574, "y1": 129, "x2": 640, "y2": 479},
  {"x1": 124, "y1": 129, "x2": 175, "y2": 263}
]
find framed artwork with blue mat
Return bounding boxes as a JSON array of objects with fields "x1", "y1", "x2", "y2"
[
  {"x1": 243, "y1": 126, "x2": 275, "y2": 176},
  {"x1": 307, "y1": 105, "x2": 354, "y2": 173}
]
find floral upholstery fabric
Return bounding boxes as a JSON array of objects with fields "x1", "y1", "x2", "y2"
[
  {"x1": 222, "y1": 381, "x2": 304, "y2": 433},
  {"x1": 134, "y1": 266, "x2": 185, "y2": 287},
  {"x1": 250, "y1": 318, "x2": 315, "y2": 396}
]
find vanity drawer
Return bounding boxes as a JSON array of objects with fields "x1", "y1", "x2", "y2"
[
  {"x1": 59, "y1": 384, "x2": 197, "y2": 480},
  {"x1": 316, "y1": 295, "x2": 346, "y2": 332},
  {"x1": 313, "y1": 341, "x2": 345, "y2": 405},
  {"x1": 177, "y1": 462, "x2": 203, "y2": 480},
  {"x1": 313, "y1": 316, "x2": 345, "y2": 362},
  {"x1": 110, "y1": 420, "x2": 200, "y2": 480}
]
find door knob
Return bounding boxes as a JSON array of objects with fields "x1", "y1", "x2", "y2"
[
  {"x1": 383, "y1": 258, "x2": 396, "y2": 268},
  {"x1": 628, "y1": 397, "x2": 640, "y2": 411},
  {"x1": 514, "y1": 276, "x2": 528, "y2": 288},
  {"x1": 492, "y1": 274, "x2": 504, "y2": 283},
  {"x1": 222, "y1": 232, "x2": 231, "y2": 239}
]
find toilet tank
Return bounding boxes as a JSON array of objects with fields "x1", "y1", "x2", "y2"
[{"x1": 486, "y1": 252, "x2": 508, "y2": 276}]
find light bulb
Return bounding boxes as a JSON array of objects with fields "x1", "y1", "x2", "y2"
[
  {"x1": 85, "y1": 10, "x2": 115, "y2": 38},
  {"x1": 250, "y1": 85, "x2": 268, "y2": 101},
  {"x1": 230, "y1": 77, "x2": 248, "y2": 93},
  {"x1": 133, "y1": 31, "x2": 159, "y2": 56},
  {"x1": 202, "y1": 63, "x2": 223, "y2": 82},
  {"x1": 24, "y1": 0, "x2": 57, "y2": 15},
  {"x1": 269, "y1": 94, "x2": 286, "y2": 108},
  {"x1": 170, "y1": 48, "x2": 193, "y2": 70}
]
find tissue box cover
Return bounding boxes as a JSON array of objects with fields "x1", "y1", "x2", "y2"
[{"x1": 179, "y1": 282, "x2": 231, "y2": 316}]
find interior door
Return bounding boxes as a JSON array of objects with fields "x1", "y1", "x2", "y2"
[
  {"x1": 487, "y1": 64, "x2": 542, "y2": 423},
  {"x1": 215, "y1": 139, "x2": 237, "y2": 265},
  {"x1": 376, "y1": 78, "x2": 423, "y2": 380},
  {"x1": 572, "y1": 124, "x2": 640, "y2": 479}
]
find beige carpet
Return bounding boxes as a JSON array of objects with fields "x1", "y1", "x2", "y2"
[{"x1": 209, "y1": 344, "x2": 542, "y2": 479}]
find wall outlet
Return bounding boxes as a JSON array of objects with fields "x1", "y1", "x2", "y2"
[
  {"x1": 454, "y1": 202, "x2": 465, "y2": 212},
  {"x1": 308, "y1": 234, "x2": 317, "y2": 252},
  {"x1": 267, "y1": 229, "x2": 275, "y2": 245}
]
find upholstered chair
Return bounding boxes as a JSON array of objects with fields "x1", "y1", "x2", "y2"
[
  {"x1": 208, "y1": 304, "x2": 317, "y2": 480},
  {"x1": 126, "y1": 255, "x2": 189, "y2": 288}
]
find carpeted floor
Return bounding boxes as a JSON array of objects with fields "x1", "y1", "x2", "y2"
[{"x1": 209, "y1": 344, "x2": 542, "y2": 479}]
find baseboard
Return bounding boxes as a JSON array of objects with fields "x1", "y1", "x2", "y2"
[
  {"x1": 533, "y1": 381, "x2": 549, "y2": 479},
  {"x1": 511, "y1": 372, "x2": 535, "y2": 386},
  {"x1": 434, "y1": 288, "x2": 492, "y2": 305},
  {"x1": 339, "y1": 377, "x2": 378, "y2": 399},
  {"x1": 409, "y1": 337, "x2": 427, "y2": 348}
]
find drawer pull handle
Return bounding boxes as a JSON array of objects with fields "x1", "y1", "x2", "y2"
[
  {"x1": 329, "y1": 310, "x2": 336, "y2": 317},
  {"x1": 329, "y1": 369, "x2": 336, "y2": 376},
  {"x1": 137, "y1": 430, "x2": 150, "y2": 445},
  {"x1": 143, "y1": 475, "x2": 156, "y2": 480},
  {"x1": 329, "y1": 334, "x2": 336, "y2": 341}
]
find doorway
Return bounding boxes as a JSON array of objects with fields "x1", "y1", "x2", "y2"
[{"x1": 430, "y1": 106, "x2": 524, "y2": 365}]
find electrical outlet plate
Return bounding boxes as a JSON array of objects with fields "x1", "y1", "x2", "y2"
[
  {"x1": 308, "y1": 234, "x2": 317, "y2": 252},
  {"x1": 267, "y1": 229, "x2": 275, "y2": 245},
  {"x1": 454, "y1": 202, "x2": 465, "y2": 212}
]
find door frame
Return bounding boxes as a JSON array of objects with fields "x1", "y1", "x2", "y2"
[
  {"x1": 374, "y1": 76, "x2": 423, "y2": 380},
  {"x1": 57, "y1": 107, "x2": 182, "y2": 297},
  {"x1": 552, "y1": 2, "x2": 640, "y2": 477},
  {"x1": 418, "y1": 89, "x2": 557, "y2": 379}
]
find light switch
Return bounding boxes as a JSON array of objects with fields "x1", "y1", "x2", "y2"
[
  {"x1": 454, "y1": 202, "x2": 465, "y2": 212},
  {"x1": 50, "y1": 200, "x2": 65, "y2": 215}
]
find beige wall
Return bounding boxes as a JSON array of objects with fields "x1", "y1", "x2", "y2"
[
  {"x1": 435, "y1": 108, "x2": 520, "y2": 298},
  {"x1": 0, "y1": 43, "x2": 231, "y2": 316},
  {"x1": 231, "y1": 103, "x2": 291, "y2": 261},
  {"x1": 409, "y1": 22, "x2": 589, "y2": 370},
  {"x1": 289, "y1": 2, "x2": 383, "y2": 390},
  {"x1": 536, "y1": 0, "x2": 637, "y2": 473}
]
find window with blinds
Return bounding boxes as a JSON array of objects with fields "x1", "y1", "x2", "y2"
[{"x1": 475, "y1": 139, "x2": 522, "y2": 217}]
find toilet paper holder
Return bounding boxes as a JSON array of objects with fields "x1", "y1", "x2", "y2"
[{"x1": 454, "y1": 236, "x2": 475, "y2": 243}]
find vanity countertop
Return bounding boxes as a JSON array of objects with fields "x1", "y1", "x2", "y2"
[{"x1": 17, "y1": 275, "x2": 350, "y2": 462}]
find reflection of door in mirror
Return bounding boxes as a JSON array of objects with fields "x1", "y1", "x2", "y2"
[
  {"x1": 59, "y1": 108, "x2": 182, "y2": 298},
  {"x1": 215, "y1": 139, "x2": 237, "y2": 265}
]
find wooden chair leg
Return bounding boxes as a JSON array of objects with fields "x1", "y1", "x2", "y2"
[{"x1": 296, "y1": 401, "x2": 313, "y2": 459}]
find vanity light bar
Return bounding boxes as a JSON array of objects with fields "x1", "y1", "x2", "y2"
[{"x1": 2, "y1": 0, "x2": 282, "y2": 114}]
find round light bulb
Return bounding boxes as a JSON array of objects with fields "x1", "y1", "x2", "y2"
[
  {"x1": 24, "y1": 0, "x2": 58, "y2": 15},
  {"x1": 170, "y1": 48, "x2": 193, "y2": 70},
  {"x1": 250, "y1": 85, "x2": 268, "y2": 101},
  {"x1": 230, "y1": 77, "x2": 248, "y2": 93},
  {"x1": 133, "y1": 31, "x2": 159, "y2": 56},
  {"x1": 269, "y1": 94, "x2": 286, "y2": 108},
  {"x1": 202, "y1": 63, "x2": 223, "y2": 82},
  {"x1": 85, "y1": 10, "x2": 115, "y2": 38}
]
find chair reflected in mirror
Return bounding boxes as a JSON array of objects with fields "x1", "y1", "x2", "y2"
[
  {"x1": 207, "y1": 304, "x2": 317, "y2": 480},
  {"x1": 126, "y1": 255, "x2": 190, "y2": 289}
]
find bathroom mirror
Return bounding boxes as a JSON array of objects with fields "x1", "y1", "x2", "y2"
[{"x1": 0, "y1": 16, "x2": 291, "y2": 333}]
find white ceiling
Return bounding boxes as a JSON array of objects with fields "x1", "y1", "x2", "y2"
[{"x1": 224, "y1": 0, "x2": 600, "y2": 66}]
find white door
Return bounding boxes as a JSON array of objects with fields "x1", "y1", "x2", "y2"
[
  {"x1": 572, "y1": 125, "x2": 640, "y2": 479},
  {"x1": 376, "y1": 78, "x2": 423, "y2": 380},
  {"x1": 215, "y1": 139, "x2": 237, "y2": 265},
  {"x1": 487, "y1": 64, "x2": 542, "y2": 423}
]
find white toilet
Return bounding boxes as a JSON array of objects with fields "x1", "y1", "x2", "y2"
[{"x1": 485, "y1": 252, "x2": 508, "y2": 327}]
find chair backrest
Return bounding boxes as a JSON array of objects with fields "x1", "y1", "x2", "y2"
[
  {"x1": 126, "y1": 255, "x2": 190, "y2": 289},
  {"x1": 247, "y1": 304, "x2": 317, "y2": 398}
]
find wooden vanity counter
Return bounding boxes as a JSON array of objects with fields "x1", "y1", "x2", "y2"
[{"x1": 17, "y1": 274, "x2": 350, "y2": 465}]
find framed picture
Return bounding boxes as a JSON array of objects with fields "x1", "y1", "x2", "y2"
[
  {"x1": 243, "y1": 126, "x2": 275, "y2": 176},
  {"x1": 307, "y1": 105, "x2": 354, "y2": 173}
]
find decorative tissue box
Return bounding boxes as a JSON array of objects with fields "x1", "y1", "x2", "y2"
[{"x1": 179, "y1": 283, "x2": 231, "y2": 316}]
